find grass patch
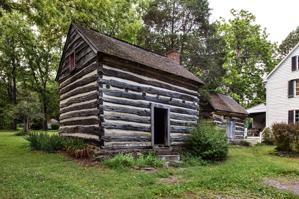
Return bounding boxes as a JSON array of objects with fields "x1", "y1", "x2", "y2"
[
  {"x1": 0, "y1": 130, "x2": 299, "y2": 198},
  {"x1": 103, "y1": 153, "x2": 164, "y2": 169}
]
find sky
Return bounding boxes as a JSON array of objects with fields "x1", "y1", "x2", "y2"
[{"x1": 209, "y1": 0, "x2": 299, "y2": 44}]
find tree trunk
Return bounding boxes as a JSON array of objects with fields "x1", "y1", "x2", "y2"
[
  {"x1": 10, "y1": 65, "x2": 17, "y2": 130},
  {"x1": 23, "y1": 117, "x2": 29, "y2": 133},
  {"x1": 42, "y1": 93, "x2": 48, "y2": 131}
]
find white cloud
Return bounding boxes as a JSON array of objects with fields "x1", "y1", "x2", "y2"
[{"x1": 209, "y1": 0, "x2": 299, "y2": 43}]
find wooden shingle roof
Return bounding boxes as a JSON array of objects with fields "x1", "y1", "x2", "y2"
[
  {"x1": 73, "y1": 23, "x2": 204, "y2": 85},
  {"x1": 208, "y1": 93, "x2": 248, "y2": 116}
]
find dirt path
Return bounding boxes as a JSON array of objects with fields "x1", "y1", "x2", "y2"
[{"x1": 264, "y1": 178, "x2": 299, "y2": 196}]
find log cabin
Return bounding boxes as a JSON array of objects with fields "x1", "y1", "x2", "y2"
[
  {"x1": 56, "y1": 23, "x2": 204, "y2": 151},
  {"x1": 201, "y1": 93, "x2": 248, "y2": 141}
]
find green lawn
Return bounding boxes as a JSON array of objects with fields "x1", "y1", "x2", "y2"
[{"x1": 1, "y1": 131, "x2": 299, "y2": 199}]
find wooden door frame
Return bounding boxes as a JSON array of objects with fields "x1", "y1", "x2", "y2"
[{"x1": 151, "y1": 103, "x2": 170, "y2": 147}]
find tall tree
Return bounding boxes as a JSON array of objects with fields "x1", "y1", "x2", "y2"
[
  {"x1": 279, "y1": 26, "x2": 299, "y2": 59},
  {"x1": 138, "y1": 0, "x2": 225, "y2": 90},
  {"x1": 216, "y1": 9, "x2": 277, "y2": 107},
  {"x1": 0, "y1": 10, "x2": 33, "y2": 129}
]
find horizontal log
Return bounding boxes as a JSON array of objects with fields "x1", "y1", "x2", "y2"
[
  {"x1": 60, "y1": 74, "x2": 97, "y2": 95},
  {"x1": 104, "y1": 129, "x2": 151, "y2": 137},
  {"x1": 170, "y1": 120, "x2": 197, "y2": 127},
  {"x1": 102, "y1": 79, "x2": 198, "y2": 102},
  {"x1": 103, "y1": 96, "x2": 149, "y2": 108},
  {"x1": 102, "y1": 58, "x2": 200, "y2": 91},
  {"x1": 102, "y1": 122, "x2": 151, "y2": 132},
  {"x1": 60, "y1": 83, "x2": 98, "y2": 101},
  {"x1": 60, "y1": 109, "x2": 99, "y2": 120},
  {"x1": 102, "y1": 135, "x2": 151, "y2": 142},
  {"x1": 171, "y1": 126, "x2": 193, "y2": 133},
  {"x1": 60, "y1": 92, "x2": 98, "y2": 109},
  {"x1": 103, "y1": 105, "x2": 151, "y2": 117},
  {"x1": 170, "y1": 141, "x2": 186, "y2": 146},
  {"x1": 60, "y1": 62, "x2": 97, "y2": 88},
  {"x1": 170, "y1": 113, "x2": 198, "y2": 122},
  {"x1": 103, "y1": 141, "x2": 152, "y2": 149},
  {"x1": 60, "y1": 133, "x2": 99, "y2": 141},
  {"x1": 60, "y1": 100, "x2": 98, "y2": 114},
  {"x1": 104, "y1": 113, "x2": 150, "y2": 124},
  {"x1": 58, "y1": 55, "x2": 97, "y2": 83},
  {"x1": 61, "y1": 44, "x2": 94, "y2": 75},
  {"x1": 60, "y1": 118, "x2": 99, "y2": 126},
  {"x1": 102, "y1": 89, "x2": 197, "y2": 109},
  {"x1": 59, "y1": 125, "x2": 100, "y2": 135},
  {"x1": 103, "y1": 67, "x2": 198, "y2": 96}
]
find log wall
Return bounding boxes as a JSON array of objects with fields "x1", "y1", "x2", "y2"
[
  {"x1": 212, "y1": 113, "x2": 245, "y2": 140},
  {"x1": 99, "y1": 64, "x2": 199, "y2": 149},
  {"x1": 58, "y1": 27, "x2": 100, "y2": 140}
]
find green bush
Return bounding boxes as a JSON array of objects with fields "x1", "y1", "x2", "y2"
[
  {"x1": 26, "y1": 133, "x2": 65, "y2": 152},
  {"x1": 186, "y1": 120, "x2": 228, "y2": 161},
  {"x1": 271, "y1": 123, "x2": 299, "y2": 152},
  {"x1": 26, "y1": 133, "x2": 93, "y2": 158},
  {"x1": 262, "y1": 127, "x2": 274, "y2": 145},
  {"x1": 15, "y1": 130, "x2": 27, "y2": 136},
  {"x1": 103, "y1": 153, "x2": 163, "y2": 169},
  {"x1": 135, "y1": 153, "x2": 164, "y2": 167},
  {"x1": 103, "y1": 154, "x2": 135, "y2": 169},
  {"x1": 51, "y1": 124, "x2": 59, "y2": 130}
]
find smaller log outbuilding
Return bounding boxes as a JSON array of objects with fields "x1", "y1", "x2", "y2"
[
  {"x1": 56, "y1": 23, "x2": 204, "y2": 151},
  {"x1": 201, "y1": 93, "x2": 248, "y2": 141}
]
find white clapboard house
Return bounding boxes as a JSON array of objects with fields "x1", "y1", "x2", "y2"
[{"x1": 255, "y1": 43, "x2": 299, "y2": 128}]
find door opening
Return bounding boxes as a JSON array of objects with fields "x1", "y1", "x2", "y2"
[{"x1": 152, "y1": 106, "x2": 169, "y2": 146}]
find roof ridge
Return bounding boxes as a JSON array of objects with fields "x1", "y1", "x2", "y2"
[{"x1": 74, "y1": 23, "x2": 177, "y2": 64}]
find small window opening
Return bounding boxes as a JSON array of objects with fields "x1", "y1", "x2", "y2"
[
  {"x1": 68, "y1": 51, "x2": 76, "y2": 72},
  {"x1": 125, "y1": 88, "x2": 129, "y2": 92},
  {"x1": 142, "y1": 92, "x2": 146, "y2": 97},
  {"x1": 182, "y1": 100, "x2": 185, "y2": 104},
  {"x1": 169, "y1": 97, "x2": 172, "y2": 101},
  {"x1": 106, "y1": 84, "x2": 110, "y2": 89}
]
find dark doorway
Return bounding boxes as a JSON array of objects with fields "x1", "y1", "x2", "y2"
[{"x1": 153, "y1": 107, "x2": 169, "y2": 146}]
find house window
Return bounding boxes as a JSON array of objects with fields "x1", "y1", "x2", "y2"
[
  {"x1": 291, "y1": 56, "x2": 299, "y2": 71},
  {"x1": 296, "y1": 80, "x2": 299, "y2": 96},
  {"x1": 295, "y1": 110, "x2": 299, "y2": 123},
  {"x1": 288, "y1": 110, "x2": 299, "y2": 124},
  {"x1": 289, "y1": 79, "x2": 299, "y2": 97},
  {"x1": 68, "y1": 51, "x2": 76, "y2": 72}
]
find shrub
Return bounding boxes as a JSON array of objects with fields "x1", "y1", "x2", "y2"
[
  {"x1": 26, "y1": 133, "x2": 65, "y2": 152},
  {"x1": 186, "y1": 120, "x2": 228, "y2": 161},
  {"x1": 103, "y1": 153, "x2": 164, "y2": 169},
  {"x1": 51, "y1": 124, "x2": 59, "y2": 130},
  {"x1": 272, "y1": 123, "x2": 294, "y2": 152},
  {"x1": 262, "y1": 127, "x2": 274, "y2": 145},
  {"x1": 103, "y1": 154, "x2": 135, "y2": 169},
  {"x1": 135, "y1": 153, "x2": 164, "y2": 168},
  {"x1": 15, "y1": 130, "x2": 27, "y2": 136},
  {"x1": 64, "y1": 138, "x2": 92, "y2": 159}
]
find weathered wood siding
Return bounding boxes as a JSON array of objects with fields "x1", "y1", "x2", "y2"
[
  {"x1": 212, "y1": 113, "x2": 245, "y2": 140},
  {"x1": 99, "y1": 64, "x2": 199, "y2": 149},
  {"x1": 58, "y1": 27, "x2": 99, "y2": 140}
]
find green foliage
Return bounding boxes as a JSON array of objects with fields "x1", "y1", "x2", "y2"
[
  {"x1": 186, "y1": 120, "x2": 228, "y2": 161},
  {"x1": 1, "y1": 131, "x2": 299, "y2": 198},
  {"x1": 216, "y1": 9, "x2": 277, "y2": 107},
  {"x1": 103, "y1": 153, "x2": 164, "y2": 169},
  {"x1": 50, "y1": 124, "x2": 59, "y2": 130},
  {"x1": 26, "y1": 133, "x2": 65, "y2": 152},
  {"x1": 262, "y1": 127, "x2": 274, "y2": 145},
  {"x1": 271, "y1": 123, "x2": 299, "y2": 152},
  {"x1": 279, "y1": 26, "x2": 299, "y2": 58},
  {"x1": 14, "y1": 130, "x2": 27, "y2": 136},
  {"x1": 139, "y1": 0, "x2": 226, "y2": 90}
]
